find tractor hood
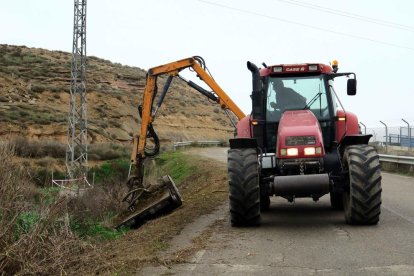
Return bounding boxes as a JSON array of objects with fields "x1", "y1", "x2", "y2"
[{"x1": 276, "y1": 110, "x2": 325, "y2": 158}]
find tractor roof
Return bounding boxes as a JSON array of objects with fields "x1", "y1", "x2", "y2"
[{"x1": 260, "y1": 63, "x2": 333, "y2": 77}]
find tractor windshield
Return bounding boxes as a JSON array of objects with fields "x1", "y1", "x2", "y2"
[{"x1": 266, "y1": 75, "x2": 329, "y2": 122}]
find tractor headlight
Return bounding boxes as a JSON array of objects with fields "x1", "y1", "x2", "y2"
[
  {"x1": 304, "y1": 147, "x2": 315, "y2": 155},
  {"x1": 287, "y1": 148, "x2": 298, "y2": 156},
  {"x1": 304, "y1": 146, "x2": 322, "y2": 155},
  {"x1": 280, "y1": 148, "x2": 299, "y2": 156}
]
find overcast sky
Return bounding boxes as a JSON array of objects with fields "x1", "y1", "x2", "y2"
[{"x1": 1, "y1": 0, "x2": 413, "y2": 129}]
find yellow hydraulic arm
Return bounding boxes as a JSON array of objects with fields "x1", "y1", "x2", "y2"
[
  {"x1": 130, "y1": 56, "x2": 245, "y2": 165},
  {"x1": 123, "y1": 56, "x2": 245, "y2": 209}
]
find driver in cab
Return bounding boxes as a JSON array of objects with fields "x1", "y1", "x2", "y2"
[{"x1": 272, "y1": 79, "x2": 307, "y2": 111}]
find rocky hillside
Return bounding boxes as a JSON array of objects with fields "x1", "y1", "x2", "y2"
[{"x1": 0, "y1": 44, "x2": 236, "y2": 145}]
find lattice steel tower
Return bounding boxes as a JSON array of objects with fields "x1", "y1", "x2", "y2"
[{"x1": 66, "y1": 0, "x2": 88, "y2": 179}]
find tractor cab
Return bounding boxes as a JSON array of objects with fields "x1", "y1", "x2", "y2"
[
  {"x1": 249, "y1": 62, "x2": 359, "y2": 158},
  {"x1": 264, "y1": 71, "x2": 333, "y2": 154}
]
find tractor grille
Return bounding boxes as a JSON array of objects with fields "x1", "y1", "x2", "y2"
[{"x1": 286, "y1": 135, "x2": 316, "y2": 146}]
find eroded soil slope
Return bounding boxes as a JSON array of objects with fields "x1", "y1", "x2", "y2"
[{"x1": 0, "y1": 44, "x2": 236, "y2": 144}]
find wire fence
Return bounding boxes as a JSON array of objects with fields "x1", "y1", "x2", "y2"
[{"x1": 363, "y1": 125, "x2": 413, "y2": 148}]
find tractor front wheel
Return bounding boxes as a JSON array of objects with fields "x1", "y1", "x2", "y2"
[
  {"x1": 343, "y1": 145, "x2": 382, "y2": 225},
  {"x1": 228, "y1": 148, "x2": 261, "y2": 226}
]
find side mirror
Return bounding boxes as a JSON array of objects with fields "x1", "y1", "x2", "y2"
[{"x1": 347, "y1": 78, "x2": 357, "y2": 96}]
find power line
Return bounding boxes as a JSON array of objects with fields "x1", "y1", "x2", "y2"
[
  {"x1": 198, "y1": 0, "x2": 414, "y2": 51},
  {"x1": 276, "y1": 0, "x2": 414, "y2": 33}
]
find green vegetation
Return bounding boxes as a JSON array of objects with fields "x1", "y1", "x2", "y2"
[
  {"x1": 15, "y1": 211, "x2": 41, "y2": 235},
  {"x1": 0, "y1": 141, "x2": 131, "y2": 274},
  {"x1": 93, "y1": 158, "x2": 130, "y2": 182},
  {"x1": 38, "y1": 186, "x2": 61, "y2": 205},
  {"x1": 88, "y1": 143, "x2": 130, "y2": 161},
  {"x1": 71, "y1": 219, "x2": 127, "y2": 241},
  {"x1": 0, "y1": 105, "x2": 66, "y2": 125},
  {"x1": 155, "y1": 151, "x2": 197, "y2": 183}
]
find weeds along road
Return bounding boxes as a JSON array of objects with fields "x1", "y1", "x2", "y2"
[{"x1": 141, "y1": 147, "x2": 414, "y2": 276}]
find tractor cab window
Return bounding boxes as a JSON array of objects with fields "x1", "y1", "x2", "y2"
[{"x1": 266, "y1": 76, "x2": 329, "y2": 122}]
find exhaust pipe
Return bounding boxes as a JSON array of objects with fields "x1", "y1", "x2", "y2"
[
  {"x1": 247, "y1": 61, "x2": 264, "y2": 146},
  {"x1": 247, "y1": 61, "x2": 261, "y2": 93},
  {"x1": 271, "y1": 174, "x2": 330, "y2": 198}
]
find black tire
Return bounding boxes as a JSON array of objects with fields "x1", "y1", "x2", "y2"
[
  {"x1": 330, "y1": 192, "x2": 344, "y2": 210},
  {"x1": 228, "y1": 148, "x2": 261, "y2": 226},
  {"x1": 343, "y1": 145, "x2": 382, "y2": 225}
]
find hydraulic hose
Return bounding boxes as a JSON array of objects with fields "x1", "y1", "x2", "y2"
[{"x1": 138, "y1": 105, "x2": 160, "y2": 157}]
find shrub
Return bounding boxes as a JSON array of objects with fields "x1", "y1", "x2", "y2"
[
  {"x1": 11, "y1": 136, "x2": 66, "y2": 159},
  {"x1": 41, "y1": 140, "x2": 66, "y2": 158},
  {"x1": 30, "y1": 84, "x2": 46, "y2": 93},
  {"x1": 11, "y1": 48, "x2": 22, "y2": 57},
  {"x1": 19, "y1": 110, "x2": 30, "y2": 117},
  {"x1": 88, "y1": 143, "x2": 129, "y2": 161},
  {"x1": 0, "y1": 142, "x2": 87, "y2": 274}
]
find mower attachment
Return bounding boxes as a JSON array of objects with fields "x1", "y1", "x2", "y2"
[{"x1": 116, "y1": 175, "x2": 182, "y2": 229}]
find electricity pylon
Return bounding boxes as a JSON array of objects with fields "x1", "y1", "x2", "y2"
[{"x1": 66, "y1": 0, "x2": 88, "y2": 179}]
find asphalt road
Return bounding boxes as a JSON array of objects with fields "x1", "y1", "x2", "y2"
[{"x1": 141, "y1": 148, "x2": 414, "y2": 276}]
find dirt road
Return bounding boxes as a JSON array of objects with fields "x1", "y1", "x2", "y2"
[{"x1": 140, "y1": 147, "x2": 414, "y2": 275}]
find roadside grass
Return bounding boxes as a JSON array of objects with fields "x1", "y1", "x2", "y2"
[
  {"x1": 0, "y1": 143, "x2": 91, "y2": 274},
  {"x1": 70, "y1": 219, "x2": 128, "y2": 241},
  {"x1": 1, "y1": 138, "x2": 229, "y2": 274},
  {"x1": 0, "y1": 142, "x2": 133, "y2": 274},
  {"x1": 155, "y1": 151, "x2": 197, "y2": 183},
  {"x1": 69, "y1": 150, "x2": 229, "y2": 274}
]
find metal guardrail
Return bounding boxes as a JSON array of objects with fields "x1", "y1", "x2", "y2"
[
  {"x1": 173, "y1": 140, "x2": 223, "y2": 151},
  {"x1": 379, "y1": 154, "x2": 414, "y2": 165}
]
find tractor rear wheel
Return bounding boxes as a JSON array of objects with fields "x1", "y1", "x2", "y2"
[
  {"x1": 228, "y1": 148, "x2": 261, "y2": 226},
  {"x1": 343, "y1": 145, "x2": 382, "y2": 225}
]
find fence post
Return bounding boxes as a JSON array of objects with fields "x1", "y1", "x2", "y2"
[
  {"x1": 402, "y1": 118, "x2": 411, "y2": 151},
  {"x1": 379, "y1": 121, "x2": 388, "y2": 153},
  {"x1": 360, "y1": 122, "x2": 367, "y2": 134}
]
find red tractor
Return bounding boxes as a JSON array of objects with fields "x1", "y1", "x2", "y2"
[
  {"x1": 228, "y1": 61, "x2": 381, "y2": 226},
  {"x1": 123, "y1": 57, "x2": 381, "y2": 228}
]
